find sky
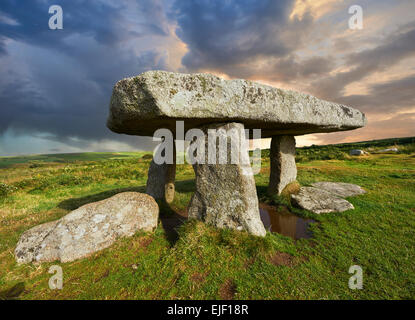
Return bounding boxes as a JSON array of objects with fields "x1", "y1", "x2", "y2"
[{"x1": 0, "y1": 0, "x2": 415, "y2": 156}]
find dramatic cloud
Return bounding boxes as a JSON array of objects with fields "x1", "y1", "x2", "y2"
[
  {"x1": 170, "y1": 0, "x2": 340, "y2": 83},
  {"x1": 311, "y1": 22, "x2": 415, "y2": 101},
  {"x1": 337, "y1": 74, "x2": 415, "y2": 114},
  {"x1": 0, "y1": 0, "x2": 179, "y2": 155},
  {"x1": 0, "y1": 0, "x2": 415, "y2": 155},
  {"x1": 173, "y1": 0, "x2": 295, "y2": 69}
]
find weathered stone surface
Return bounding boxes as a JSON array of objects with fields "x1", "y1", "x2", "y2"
[
  {"x1": 375, "y1": 148, "x2": 399, "y2": 153},
  {"x1": 107, "y1": 71, "x2": 366, "y2": 138},
  {"x1": 350, "y1": 149, "x2": 368, "y2": 156},
  {"x1": 15, "y1": 192, "x2": 159, "y2": 264},
  {"x1": 187, "y1": 122, "x2": 266, "y2": 237},
  {"x1": 146, "y1": 160, "x2": 176, "y2": 204},
  {"x1": 268, "y1": 135, "x2": 297, "y2": 195},
  {"x1": 311, "y1": 182, "x2": 366, "y2": 198},
  {"x1": 291, "y1": 187, "x2": 354, "y2": 214}
]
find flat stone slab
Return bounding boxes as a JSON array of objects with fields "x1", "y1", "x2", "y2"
[
  {"x1": 311, "y1": 182, "x2": 366, "y2": 198},
  {"x1": 375, "y1": 148, "x2": 399, "y2": 153},
  {"x1": 291, "y1": 187, "x2": 354, "y2": 214},
  {"x1": 107, "y1": 71, "x2": 366, "y2": 137},
  {"x1": 15, "y1": 192, "x2": 158, "y2": 263}
]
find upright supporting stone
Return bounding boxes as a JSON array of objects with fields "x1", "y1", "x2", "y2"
[
  {"x1": 146, "y1": 144, "x2": 176, "y2": 204},
  {"x1": 188, "y1": 122, "x2": 266, "y2": 237},
  {"x1": 268, "y1": 135, "x2": 297, "y2": 195}
]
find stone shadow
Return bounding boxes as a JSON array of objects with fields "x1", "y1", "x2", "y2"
[
  {"x1": 174, "y1": 178, "x2": 195, "y2": 193},
  {"x1": 58, "y1": 186, "x2": 146, "y2": 211},
  {"x1": 256, "y1": 185, "x2": 269, "y2": 200},
  {"x1": 0, "y1": 282, "x2": 25, "y2": 300}
]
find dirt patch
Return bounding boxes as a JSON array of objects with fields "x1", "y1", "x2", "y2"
[
  {"x1": 139, "y1": 237, "x2": 153, "y2": 249},
  {"x1": 191, "y1": 272, "x2": 206, "y2": 284},
  {"x1": 244, "y1": 257, "x2": 256, "y2": 269},
  {"x1": 269, "y1": 251, "x2": 295, "y2": 267},
  {"x1": 219, "y1": 279, "x2": 237, "y2": 300}
]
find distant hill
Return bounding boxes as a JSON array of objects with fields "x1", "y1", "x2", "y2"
[
  {"x1": 1, "y1": 136, "x2": 414, "y2": 168},
  {"x1": 303, "y1": 136, "x2": 415, "y2": 149},
  {"x1": 0, "y1": 152, "x2": 147, "y2": 169},
  {"x1": 262, "y1": 136, "x2": 415, "y2": 162}
]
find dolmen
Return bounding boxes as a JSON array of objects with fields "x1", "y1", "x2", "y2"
[{"x1": 107, "y1": 71, "x2": 366, "y2": 237}]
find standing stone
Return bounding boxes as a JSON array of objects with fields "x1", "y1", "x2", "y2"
[
  {"x1": 268, "y1": 135, "x2": 297, "y2": 195},
  {"x1": 146, "y1": 144, "x2": 176, "y2": 204},
  {"x1": 187, "y1": 122, "x2": 266, "y2": 237}
]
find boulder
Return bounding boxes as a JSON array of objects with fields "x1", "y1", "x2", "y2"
[
  {"x1": 350, "y1": 149, "x2": 368, "y2": 156},
  {"x1": 376, "y1": 148, "x2": 398, "y2": 153},
  {"x1": 15, "y1": 192, "x2": 159, "y2": 264},
  {"x1": 311, "y1": 182, "x2": 366, "y2": 198},
  {"x1": 187, "y1": 122, "x2": 266, "y2": 237},
  {"x1": 107, "y1": 71, "x2": 366, "y2": 138},
  {"x1": 291, "y1": 187, "x2": 354, "y2": 214},
  {"x1": 268, "y1": 135, "x2": 297, "y2": 195}
]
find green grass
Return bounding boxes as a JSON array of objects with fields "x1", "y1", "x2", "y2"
[
  {"x1": 0, "y1": 142, "x2": 414, "y2": 300},
  {"x1": 0, "y1": 152, "x2": 146, "y2": 169}
]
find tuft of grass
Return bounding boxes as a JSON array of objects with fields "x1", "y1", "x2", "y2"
[
  {"x1": 0, "y1": 182, "x2": 17, "y2": 197},
  {"x1": 280, "y1": 181, "x2": 301, "y2": 198}
]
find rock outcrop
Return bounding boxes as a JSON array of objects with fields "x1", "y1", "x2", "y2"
[
  {"x1": 291, "y1": 182, "x2": 366, "y2": 214},
  {"x1": 311, "y1": 182, "x2": 366, "y2": 198},
  {"x1": 291, "y1": 187, "x2": 355, "y2": 214}
]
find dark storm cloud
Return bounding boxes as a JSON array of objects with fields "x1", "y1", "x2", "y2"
[
  {"x1": 0, "y1": 0, "x2": 170, "y2": 150},
  {"x1": 0, "y1": 0, "x2": 168, "y2": 51},
  {"x1": 0, "y1": 36, "x2": 6, "y2": 55},
  {"x1": 337, "y1": 75, "x2": 415, "y2": 114},
  {"x1": 171, "y1": 0, "x2": 336, "y2": 82},
  {"x1": 173, "y1": 0, "x2": 296, "y2": 70}
]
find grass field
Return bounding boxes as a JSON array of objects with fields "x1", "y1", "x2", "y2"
[{"x1": 0, "y1": 139, "x2": 414, "y2": 299}]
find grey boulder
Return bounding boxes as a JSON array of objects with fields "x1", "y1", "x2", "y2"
[
  {"x1": 375, "y1": 148, "x2": 398, "y2": 153},
  {"x1": 311, "y1": 182, "x2": 366, "y2": 198},
  {"x1": 15, "y1": 192, "x2": 159, "y2": 264},
  {"x1": 350, "y1": 149, "x2": 368, "y2": 156},
  {"x1": 291, "y1": 187, "x2": 355, "y2": 214}
]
